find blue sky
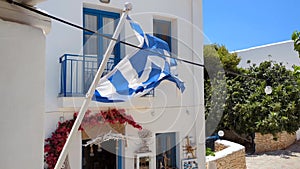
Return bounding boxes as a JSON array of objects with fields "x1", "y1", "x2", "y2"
[{"x1": 203, "y1": 0, "x2": 300, "y2": 51}]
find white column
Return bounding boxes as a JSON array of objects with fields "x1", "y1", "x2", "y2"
[{"x1": 0, "y1": 1, "x2": 50, "y2": 168}]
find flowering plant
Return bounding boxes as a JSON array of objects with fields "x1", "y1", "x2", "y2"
[
  {"x1": 44, "y1": 113, "x2": 79, "y2": 169},
  {"x1": 44, "y1": 109, "x2": 142, "y2": 169},
  {"x1": 81, "y1": 109, "x2": 142, "y2": 130}
]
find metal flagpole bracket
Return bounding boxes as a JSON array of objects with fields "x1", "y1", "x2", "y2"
[
  {"x1": 54, "y1": 3, "x2": 131, "y2": 169},
  {"x1": 85, "y1": 93, "x2": 91, "y2": 99},
  {"x1": 124, "y1": 2, "x2": 133, "y2": 11}
]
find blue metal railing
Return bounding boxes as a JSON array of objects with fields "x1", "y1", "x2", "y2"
[
  {"x1": 206, "y1": 134, "x2": 220, "y2": 151},
  {"x1": 59, "y1": 54, "x2": 115, "y2": 97}
]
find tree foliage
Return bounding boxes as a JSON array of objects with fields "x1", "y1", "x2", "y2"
[
  {"x1": 204, "y1": 44, "x2": 236, "y2": 135},
  {"x1": 205, "y1": 44, "x2": 300, "y2": 137},
  {"x1": 203, "y1": 45, "x2": 222, "y2": 79},
  {"x1": 204, "y1": 44, "x2": 241, "y2": 76},
  {"x1": 214, "y1": 45, "x2": 241, "y2": 72},
  {"x1": 219, "y1": 61, "x2": 300, "y2": 135},
  {"x1": 292, "y1": 31, "x2": 300, "y2": 57}
]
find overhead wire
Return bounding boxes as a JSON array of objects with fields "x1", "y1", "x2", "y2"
[
  {"x1": 224, "y1": 70, "x2": 267, "y2": 81},
  {"x1": 8, "y1": 0, "x2": 205, "y2": 68},
  {"x1": 8, "y1": 0, "x2": 270, "y2": 82}
]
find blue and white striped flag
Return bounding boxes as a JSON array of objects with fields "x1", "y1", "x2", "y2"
[{"x1": 93, "y1": 16, "x2": 185, "y2": 102}]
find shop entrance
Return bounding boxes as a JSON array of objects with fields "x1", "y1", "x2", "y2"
[{"x1": 82, "y1": 139, "x2": 117, "y2": 169}]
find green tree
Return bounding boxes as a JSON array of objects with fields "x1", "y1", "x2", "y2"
[
  {"x1": 204, "y1": 44, "x2": 300, "y2": 140},
  {"x1": 218, "y1": 61, "x2": 300, "y2": 136},
  {"x1": 292, "y1": 31, "x2": 300, "y2": 57},
  {"x1": 204, "y1": 44, "x2": 241, "y2": 135},
  {"x1": 204, "y1": 44, "x2": 241, "y2": 76},
  {"x1": 215, "y1": 45, "x2": 241, "y2": 72},
  {"x1": 203, "y1": 45, "x2": 222, "y2": 79}
]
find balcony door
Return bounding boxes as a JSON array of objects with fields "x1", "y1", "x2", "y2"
[{"x1": 83, "y1": 8, "x2": 120, "y2": 93}]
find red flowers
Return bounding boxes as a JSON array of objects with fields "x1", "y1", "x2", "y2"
[
  {"x1": 44, "y1": 113, "x2": 77, "y2": 169},
  {"x1": 44, "y1": 109, "x2": 142, "y2": 168},
  {"x1": 81, "y1": 109, "x2": 142, "y2": 130}
]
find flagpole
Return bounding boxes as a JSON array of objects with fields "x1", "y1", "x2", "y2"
[{"x1": 54, "y1": 3, "x2": 132, "y2": 169}]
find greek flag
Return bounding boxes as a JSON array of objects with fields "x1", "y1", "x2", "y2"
[{"x1": 93, "y1": 16, "x2": 185, "y2": 102}]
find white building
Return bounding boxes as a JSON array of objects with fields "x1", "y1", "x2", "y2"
[
  {"x1": 235, "y1": 40, "x2": 300, "y2": 69},
  {"x1": 0, "y1": 0, "x2": 50, "y2": 168},
  {"x1": 36, "y1": 0, "x2": 203, "y2": 169}
]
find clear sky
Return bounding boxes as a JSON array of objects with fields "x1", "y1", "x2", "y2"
[{"x1": 203, "y1": 0, "x2": 300, "y2": 51}]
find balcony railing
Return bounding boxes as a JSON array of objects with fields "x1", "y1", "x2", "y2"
[{"x1": 59, "y1": 54, "x2": 115, "y2": 97}]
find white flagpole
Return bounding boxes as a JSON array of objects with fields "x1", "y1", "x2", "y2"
[{"x1": 54, "y1": 3, "x2": 132, "y2": 169}]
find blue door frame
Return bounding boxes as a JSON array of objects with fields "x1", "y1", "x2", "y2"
[
  {"x1": 83, "y1": 8, "x2": 121, "y2": 92},
  {"x1": 117, "y1": 140, "x2": 123, "y2": 169},
  {"x1": 83, "y1": 8, "x2": 120, "y2": 64},
  {"x1": 82, "y1": 9, "x2": 122, "y2": 169}
]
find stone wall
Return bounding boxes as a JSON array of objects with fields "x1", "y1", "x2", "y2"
[
  {"x1": 206, "y1": 140, "x2": 246, "y2": 169},
  {"x1": 214, "y1": 142, "x2": 227, "y2": 152},
  {"x1": 255, "y1": 131, "x2": 296, "y2": 153}
]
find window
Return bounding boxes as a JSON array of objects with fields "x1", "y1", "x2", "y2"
[
  {"x1": 153, "y1": 19, "x2": 172, "y2": 52},
  {"x1": 83, "y1": 8, "x2": 120, "y2": 92},
  {"x1": 144, "y1": 19, "x2": 173, "y2": 97}
]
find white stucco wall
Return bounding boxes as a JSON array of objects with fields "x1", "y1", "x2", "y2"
[
  {"x1": 0, "y1": 19, "x2": 45, "y2": 169},
  {"x1": 39, "y1": 0, "x2": 204, "y2": 169},
  {"x1": 235, "y1": 40, "x2": 300, "y2": 69},
  {"x1": 39, "y1": 0, "x2": 203, "y2": 111}
]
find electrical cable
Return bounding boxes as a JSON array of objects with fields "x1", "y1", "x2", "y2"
[
  {"x1": 8, "y1": 0, "x2": 270, "y2": 82},
  {"x1": 224, "y1": 70, "x2": 266, "y2": 81},
  {"x1": 8, "y1": 0, "x2": 205, "y2": 68}
]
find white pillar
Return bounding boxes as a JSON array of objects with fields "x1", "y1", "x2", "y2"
[{"x1": 0, "y1": 1, "x2": 50, "y2": 168}]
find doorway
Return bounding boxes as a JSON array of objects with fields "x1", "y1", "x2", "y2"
[
  {"x1": 156, "y1": 132, "x2": 178, "y2": 169},
  {"x1": 82, "y1": 139, "x2": 118, "y2": 169}
]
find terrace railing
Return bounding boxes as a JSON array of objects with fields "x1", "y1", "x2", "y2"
[{"x1": 59, "y1": 54, "x2": 114, "y2": 97}]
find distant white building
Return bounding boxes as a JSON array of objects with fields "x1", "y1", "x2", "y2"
[
  {"x1": 234, "y1": 40, "x2": 300, "y2": 69},
  {"x1": 37, "y1": 0, "x2": 204, "y2": 169}
]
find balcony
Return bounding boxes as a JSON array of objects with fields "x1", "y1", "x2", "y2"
[
  {"x1": 59, "y1": 54, "x2": 115, "y2": 97},
  {"x1": 59, "y1": 53, "x2": 155, "y2": 98}
]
